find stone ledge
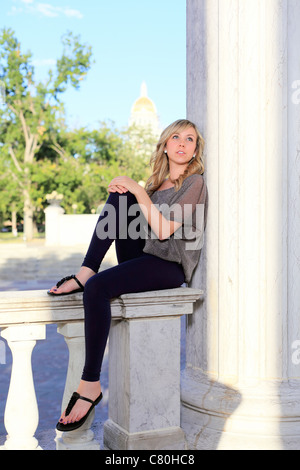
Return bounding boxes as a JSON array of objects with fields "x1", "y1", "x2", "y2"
[{"x1": 0, "y1": 287, "x2": 203, "y2": 326}]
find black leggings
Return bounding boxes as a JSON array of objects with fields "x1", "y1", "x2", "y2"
[{"x1": 81, "y1": 191, "x2": 185, "y2": 382}]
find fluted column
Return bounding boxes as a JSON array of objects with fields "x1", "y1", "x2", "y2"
[{"x1": 182, "y1": 0, "x2": 300, "y2": 450}]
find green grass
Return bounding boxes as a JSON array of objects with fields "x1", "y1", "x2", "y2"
[{"x1": 0, "y1": 232, "x2": 45, "y2": 243}]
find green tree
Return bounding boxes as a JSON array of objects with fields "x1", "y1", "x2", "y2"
[
  {"x1": 119, "y1": 124, "x2": 157, "y2": 182},
  {"x1": 0, "y1": 153, "x2": 22, "y2": 233},
  {"x1": 0, "y1": 28, "x2": 93, "y2": 240}
]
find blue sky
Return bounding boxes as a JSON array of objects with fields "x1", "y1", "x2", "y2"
[{"x1": 2, "y1": 0, "x2": 187, "y2": 131}]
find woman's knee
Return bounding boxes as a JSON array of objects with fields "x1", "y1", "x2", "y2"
[
  {"x1": 83, "y1": 272, "x2": 113, "y2": 302},
  {"x1": 107, "y1": 190, "x2": 137, "y2": 205}
]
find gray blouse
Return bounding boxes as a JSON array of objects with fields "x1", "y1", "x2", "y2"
[{"x1": 143, "y1": 174, "x2": 208, "y2": 283}]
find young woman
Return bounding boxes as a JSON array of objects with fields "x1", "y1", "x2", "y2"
[{"x1": 48, "y1": 119, "x2": 208, "y2": 432}]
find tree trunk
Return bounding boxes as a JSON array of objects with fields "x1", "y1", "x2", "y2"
[
  {"x1": 23, "y1": 138, "x2": 37, "y2": 242},
  {"x1": 11, "y1": 210, "x2": 18, "y2": 237},
  {"x1": 23, "y1": 188, "x2": 33, "y2": 242}
]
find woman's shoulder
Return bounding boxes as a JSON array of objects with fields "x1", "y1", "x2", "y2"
[{"x1": 182, "y1": 173, "x2": 205, "y2": 188}]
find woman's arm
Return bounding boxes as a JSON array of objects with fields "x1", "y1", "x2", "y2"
[{"x1": 108, "y1": 176, "x2": 182, "y2": 240}]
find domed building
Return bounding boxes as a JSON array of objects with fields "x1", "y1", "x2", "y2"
[{"x1": 129, "y1": 82, "x2": 160, "y2": 136}]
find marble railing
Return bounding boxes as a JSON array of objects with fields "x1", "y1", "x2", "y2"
[{"x1": 0, "y1": 287, "x2": 202, "y2": 450}]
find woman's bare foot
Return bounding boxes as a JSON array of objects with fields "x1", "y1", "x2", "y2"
[
  {"x1": 59, "y1": 380, "x2": 102, "y2": 425},
  {"x1": 48, "y1": 267, "x2": 96, "y2": 295}
]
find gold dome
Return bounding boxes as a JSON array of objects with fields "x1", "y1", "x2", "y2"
[
  {"x1": 132, "y1": 96, "x2": 156, "y2": 114},
  {"x1": 129, "y1": 82, "x2": 160, "y2": 134},
  {"x1": 131, "y1": 82, "x2": 157, "y2": 115}
]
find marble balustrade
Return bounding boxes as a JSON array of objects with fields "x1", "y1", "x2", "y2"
[{"x1": 0, "y1": 287, "x2": 202, "y2": 450}]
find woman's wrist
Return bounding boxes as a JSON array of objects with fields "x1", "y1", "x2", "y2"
[{"x1": 134, "y1": 183, "x2": 145, "y2": 198}]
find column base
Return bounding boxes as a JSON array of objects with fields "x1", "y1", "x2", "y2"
[
  {"x1": 56, "y1": 429, "x2": 101, "y2": 451},
  {"x1": 103, "y1": 419, "x2": 187, "y2": 450},
  {"x1": 181, "y1": 368, "x2": 300, "y2": 450},
  {"x1": 0, "y1": 443, "x2": 42, "y2": 451}
]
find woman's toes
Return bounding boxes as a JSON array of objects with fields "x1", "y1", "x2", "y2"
[{"x1": 49, "y1": 280, "x2": 74, "y2": 294}]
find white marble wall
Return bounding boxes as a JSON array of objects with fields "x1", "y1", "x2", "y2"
[
  {"x1": 183, "y1": 0, "x2": 300, "y2": 450},
  {"x1": 44, "y1": 204, "x2": 99, "y2": 246}
]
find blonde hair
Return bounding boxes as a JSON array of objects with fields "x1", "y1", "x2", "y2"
[{"x1": 145, "y1": 119, "x2": 205, "y2": 195}]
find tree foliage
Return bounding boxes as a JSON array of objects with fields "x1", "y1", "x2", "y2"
[
  {"x1": 0, "y1": 28, "x2": 156, "y2": 237},
  {"x1": 0, "y1": 27, "x2": 93, "y2": 239}
]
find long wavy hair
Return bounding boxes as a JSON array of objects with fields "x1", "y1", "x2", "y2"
[{"x1": 145, "y1": 119, "x2": 205, "y2": 195}]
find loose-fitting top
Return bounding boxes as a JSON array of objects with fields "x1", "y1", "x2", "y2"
[{"x1": 143, "y1": 174, "x2": 208, "y2": 283}]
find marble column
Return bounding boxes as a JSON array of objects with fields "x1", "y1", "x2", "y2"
[
  {"x1": 182, "y1": 0, "x2": 300, "y2": 450},
  {"x1": 44, "y1": 192, "x2": 64, "y2": 247}
]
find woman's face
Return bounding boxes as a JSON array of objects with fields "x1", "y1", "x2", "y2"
[{"x1": 165, "y1": 126, "x2": 197, "y2": 168}]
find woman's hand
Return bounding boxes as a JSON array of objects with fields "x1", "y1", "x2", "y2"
[
  {"x1": 108, "y1": 175, "x2": 181, "y2": 240},
  {"x1": 108, "y1": 176, "x2": 142, "y2": 196},
  {"x1": 108, "y1": 184, "x2": 128, "y2": 194}
]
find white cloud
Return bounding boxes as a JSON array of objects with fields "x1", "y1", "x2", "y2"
[
  {"x1": 63, "y1": 8, "x2": 83, "y2": 19},
  {"x1": 7, "y1": 6, "x2": 23, "y2": 15},
  {"x1": 8, "y1": 1, "x2": 83, "y2": 19},
  {"x1": 36, "y1": 3, "x2": 59, "y2": 17},
  {"x1": 36, "y1": 3, "x2": 84, "y2": 19}
]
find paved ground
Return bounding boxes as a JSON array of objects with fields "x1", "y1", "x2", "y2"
[
  {"x1": 0, "y1": 241, "x2": 186, "y2": 450},
  {"x1": 0, "y1": 241, "x2": 116, "y2": 450}
]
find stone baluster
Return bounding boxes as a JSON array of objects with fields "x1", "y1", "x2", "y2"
[
  {"x1": 0, "y1": 325, "x2": 46, "y2": 450},
  {"x1": 103, "y1": 288, "x2": 201, "y2": 450},
  {"x1": 56, "y1": 322, "x2": 100, "y2": 450}
]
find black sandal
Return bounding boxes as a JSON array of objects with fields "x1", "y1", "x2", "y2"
[
  {"x1": 56, "y1": 391, "x2": 103, "y2": 432},
  {"x1": 47, "y1": 275, "x2": 84, "y2": 296}
]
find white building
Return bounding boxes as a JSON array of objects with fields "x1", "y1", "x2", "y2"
[{"x1": 129, "y1": 82, "x2": 160, "y2": 136}]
